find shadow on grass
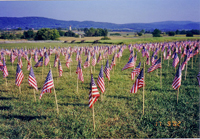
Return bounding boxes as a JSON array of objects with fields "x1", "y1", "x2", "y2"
[
  {"x1": 1, "y1": 115, "x2": 47, "y2": 121},
  {"x1": 0, "y1": 106, "x2": 12, "y2": 110},
  {"x1": 59, "y1": 103, "x2": 88, "y2": 107},
  {"x1": 0, "y1": 97, "x2": 18, "y2": 100}
]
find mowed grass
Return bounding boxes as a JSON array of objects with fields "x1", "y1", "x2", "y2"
[{"x1": 0, "y1": 42, "x2": 199, "y2": 138}]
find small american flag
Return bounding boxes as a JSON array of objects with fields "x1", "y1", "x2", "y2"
[
  {"x1": 172, "y1": 65, "x2": 182, "y2": 90},
  {"x1": 122, "y1": 57, "x2": 135, "y2": 71},
  {"x1": 92, "y1": 53, "x2": 96, "y2": 66},
  {"x1": 84, "y1": 57, "x2": 90, "y2": 68},
  {"x1": 40, "y1": 70, "x2": 54, "y2": 99},
  {"x1": 34, "y1": 57, "x2": 43, "y2": 68},
  {"x1": 76, "y1": 61, "x2": 84, "y2": 82},
  {"x1": 0, "y1": 60, "x2": 3, "y2": 71},
  {"x1": 54, "y1": 55, "x2": 59, "y2": 67},
  {"x1": 130, "y1": 68, "x2": 144, "y2": 93},
  {"x1": 147, "y1": 58, "x2": 161, "y2": 73},
  {"x1": 97, "y1": 53, "x2": 102, "y2": 63},
  {"x1": 89, "y1": 74, "x2": 100, "y2": 108},
  {"x1": 58, "y1": 60, "x2": 63, "y2": 77},
  {"x1": 131, "y1": 62, "x2": 141, "y2": 80},
  {"x1": 3, "y1": 58, "x2": 8, "y2": 78},
  {"x1": 44, "y1": 52, "x2": 50, "y2": 66},
  {"x1": 197, "y1": 72, "x2": 200, "y2": 87},
  {"x1": 172, "y1": 53, "x2": 179, "y2": 68},
  {"x1": 110, "y1": 53, "x2": 116, "y2": 71},
  {"x1": 181, "y1": 55, "x2": 187, "y2": 70},
  {"x1": 104, "y1": 60, "x2": 110, "y2": 81},
  {"x1": 28, "y1": 67, "x2": 38, "y2": 90},
  {"x1": 66, "y1": 54, "x2": 72, "y2": 68},
  {"x1": 15, "y1": 64, "x2": 24, "y2": 87},
  {"x1": 97, "y1": 65, "x2": 105, "y2": 93},
  {"x1": 18, "y1": 56, "x2": 23, "y2": 69},
  {"x1": 27, "y1": 56, "x2": 31, "y2": 71},
  {"x1": 34, "y1": 51, "x2": 38, "y2": 63},
  {"x1": 193, "y1": 47, "x2": 199, "y2": 56}
]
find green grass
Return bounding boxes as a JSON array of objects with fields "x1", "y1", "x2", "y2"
[{"x1": 0, "y1": 41, "x2": 199, "y2": 138}]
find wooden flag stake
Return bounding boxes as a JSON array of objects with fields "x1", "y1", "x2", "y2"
[
  {"x1": 50, "y1": 64, "x2": 59, "y2": 114},
  {"x1": 5, "y1": 78, "x2": 7, "y2": 87},
  {"x1": 77, "y1": 75, "x2": 78, "y2": 94},
  {"x1": 192, "y1": 55, "x2": 193, "y2": 69},
  {"x1": 143, "y1": 62, "x2": 145, "y2": 115},
  {"x1": 33, "y1": 89, "x2": 36, "y2": 102},
  {"x1": 185, "y1": 63, "x2": 187, "y2": 80},
  {"x1": 70, "y1": 63, "x2": 71, "y2": 76},
  {"x1": 160, "y1": 54, "x2": 162, "y2": 89},
  {"x1": 19, "y1": 86, "x2": 21, "y2": 94},
  {"x1": 177, "y1": 88, "x2": 179, "y2": 104},
  {"x1": 42, "y1": 56, "x2": 44, "y2": 79},
  {"x1": 92, "y1": 103, "x2": 95, "y2": 132}
]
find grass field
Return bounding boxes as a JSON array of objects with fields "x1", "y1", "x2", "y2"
[{"x1": 0, "y1": 39, "x2": 199, "y2": 138}]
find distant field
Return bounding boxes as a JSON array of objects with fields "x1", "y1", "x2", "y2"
[{"x1": 0, "y1": 39, "x2": 199, "y2": 138}]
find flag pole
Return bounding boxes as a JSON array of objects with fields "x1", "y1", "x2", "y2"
[
  {"x1": 42, "y1": 56, "x2": 44, "y2": 79},
  {"x1": 90, "y1": 69, "x2": 95, "y2": 132},
  {"x1": 185, "y1": 63, "x2": 187, "y2": 80},
  {"x1": 33, "y1": 89, "x2": 36, "y2": 102},
  {"x1": 177, "y1": 88, "x2": 179, "y2": 104},
  {"x1": 77, "y1": 74, "x2": 78, "y2": 94},
  {"x1": 160, "y1": 53, "x2": 162, "y2": 89},
  {"x1": 143, "y1": 62, "x2": 145, "y2": 115},
  {"x1": 192, "y1": 55, "x2": 193, "y2": 69},
  {"x1": 50, "y1": 64, "x2": 59, "y2": 114},
  {"x1": 19, "y1": 86, "x2": 21, "y2": 94},
  {"x1": 5, "y1": 78, "x2": 7, "y2": 87}
]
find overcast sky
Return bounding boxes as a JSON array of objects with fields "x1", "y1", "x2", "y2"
[{"x1": 0, "y1": 0, "x2": 200, "y2": 24}]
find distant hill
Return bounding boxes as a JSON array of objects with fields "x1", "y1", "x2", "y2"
[{"x1": 0, "y1": 17, "x2": 200, "y2": 31}]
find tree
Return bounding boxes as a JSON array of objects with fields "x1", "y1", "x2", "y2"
[
  {"x1": 186, "y1": 31, "x2": 193, "y2": 37},
  {"x1": 35, "y1": 28, "x2": 60, "y2": 40},
  {"x1": 137, "y1": 32, "x2": 142, "y2": 36},
  {"x1": 23, "y1": 29, "x2": 35, "y2": 39},
  {"x1": 152, "y1": 29, "x2": 162, "y2": 37},
  {"x1": 175, "y1": 30, "x2": 180, "y2": 35},
  {"x1": 168, "y1": 31, "x2": 175, "y2": 36}
]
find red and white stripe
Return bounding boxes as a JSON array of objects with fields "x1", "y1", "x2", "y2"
[
  {"x1": 16, "y1": 71, "x2": 24, "y2": 87},
  {"x1": 28, "y1": 76, "x2": 38, "y2": 90}
]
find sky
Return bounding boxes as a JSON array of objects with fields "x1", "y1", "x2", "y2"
[{"x1": 0, "y1": 0, "x2": 200, "y2": 24}]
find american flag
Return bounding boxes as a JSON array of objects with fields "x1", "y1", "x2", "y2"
[
  {"x1": 10, "y1": 52, "x2": 16, "y2": 63},
  {"x1": 166, "y1": 50, "x2": 171, "y2": 59},
  {"x1": 151, "y1": 52, "x2": 155, "y2": 64},
  {"x1": 18, "y1": 56, "x2": 23, "y2": 69},
  {"x1": 104, "y1": 60, "x2": 110, "y2": 81},
  {"x1": 97, "y1": 53, "x2": 102, "y2": 63},
  {"x1": 34, "y1": 51, "x2": 38, "y2": 63},
  {"x1": 28, "y1": 67, "x2": 38, "y2": 90},
  {"x1": 0, "y1": 60, "x2": 3, "y2": 71},
  {"x1": 58, "y1": 60, "x2": 63, "y2": 77},
  {"x1": 97, "y1": 65, "x2": 105, "y2": 93},
  {"x1": 66, "y1": 54, "x2": 72, "y2": 68},
  {"x1": 130, "y1": 68, "x2": 144, "y2": 93},
  {"x1": 92, "y1": 53, "x2": 96, "y2": 66},
  {"x1": 3, "y1": 58, "x2": 8, "y2": 78},
  {"x1": 197, "y1": 72, "x2": 200, "y2": 87},
  {"x1": 147, "y1": 58, "x2": 161, "y2": 73},
  {"x1": 131, "y1": 62, "x2": 141, "y2": 80},
  {"x1": 89, "y1": 74, "x2": 100, "y2": 108},
  {"x1": 34, "y1": 57, "x2": 43, "y2": 68},
  {"x1": 44, "y1": 52, "x2": 50, "y2": 66},
  {"x1": 76, "y1": 61, "x2": 84, "y2": 82},
  {"x1": 181, "y1": 55, "x2": 187, "y2": 70},
  {"x1": 134, "y1": 52, "x2": 137, "y2": 61},
  {"x1": 129, "y1": 50, "x2": 134, "y2": 60},
  {"x1": 172, "y1": 53, "x2": 179, "y2": 68},
  {"x1": 122, "y1": 57, "x2": 135, "y2": 71},
  {"x1": 152, "y1": 56, "x2": 157, "y2": 65},
  {"x1": 110, "y1": 53, "x2": 116, "y2": 71},
  {"x1": 54, "y1": 55, "x2": 58, "y2": 67},
  {"x1": 146, "y1": 57, "x2": 150, "y2": 65},
  {"x1": 84, "y1": 57, "x2": 90, "y2": 68},
  {"x1": 40, "y1": 70, "x2": 54, "y2": 99},
  {"x1": 27, "y1": 57, "x2": 31, "y2": 71},
  {"x1": 163, "y1": 49, "x2": 166, "y2": 60},
  {"x1": 15, "y1": 64, "x2": 24, "y2": 87},
  {"x1": 193, "y1": 47, "x2": 199, "y2": 56},
  {"x1": 172, "y1": 65, "x2": 182, "y2": 90},
  {"x1": 76, "y1": 51, "x2": 80, "y2": 61}
]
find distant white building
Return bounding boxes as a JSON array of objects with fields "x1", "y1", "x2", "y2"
[{"x1": 69, "y1": 25, "x2": 71, "y2": 31}]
